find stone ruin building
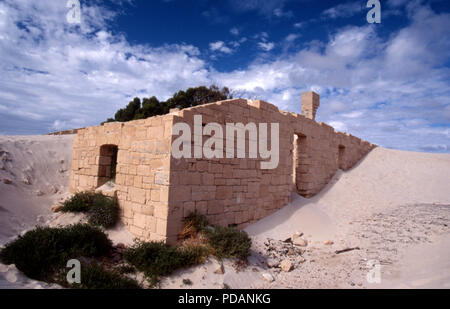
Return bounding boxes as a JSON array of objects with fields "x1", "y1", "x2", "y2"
[{"x1": 69, "y1": 92, "x2": 375, "y2": 244}]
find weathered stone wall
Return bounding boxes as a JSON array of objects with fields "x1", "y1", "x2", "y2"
[
  {"x1": 70, "y1": 115, "x2": 174, "y2": 242},
  {"x1": 162, "y1": 98, "x2": 374, "y2": 242},
  {"x1": 70, "y1": 93, "x2": 375, "y2": 244}
]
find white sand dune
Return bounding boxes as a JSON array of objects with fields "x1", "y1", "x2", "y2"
[
  {"x1": 0, "y1": 135, "x2": 449, "y2": 289},
  {"x1": 160, "y1": 148, "x2": 450, "y2": 289},
  {"x1": 243, "y1": 147, "x2": 450, "y2": 289},
  {"x1": 246, "y1": 147, "x2": 450, "y2": 242},
  {"x1": 0, "y1": 135, "x2": 75, "y2": 245}
]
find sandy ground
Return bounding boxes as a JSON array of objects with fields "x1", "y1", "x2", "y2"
[
  {"x1": 162, "y1": 148, "x2": 450, "y2": 289},
  {"x1": 0, "y1": 135, "x2": 449, "y2": 289}
]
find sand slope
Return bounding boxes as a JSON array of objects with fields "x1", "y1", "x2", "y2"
[
  {"x1": 0, "y1": 135, "x2": 75, "y2": 245},
  {"x1": 246, "y1": 147, "x2": 450, "y2": 241},
  {"x1": 0, "y1": 136, "x2": 449, "y2": 289}
]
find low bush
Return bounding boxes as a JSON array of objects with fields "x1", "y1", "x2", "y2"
[
  {"x1": 179, "y1": 212, "x2": 209, "y2": 240},
  {"x1": 117, "y1": 264, "x2": 136, "y2": 275},
  {"x1": 69, "y1": 262, "x2": 140, "y2": 289},
  {"x1": 0, "y1": 224, "x2": 112, "y2": 281},
  {"x1": 124, "y1": 241, "x2": 208, "y2": 286},
  {"x1": 61, "y1": 191, "x2": 119, "y2": 229},
  {"x1": 61, "y1": 191, "x2": 95, "y2": 212},
  {"x1": 88, "y1": 194, "x2": 119, "y2": 228},
  {"x1": 180, "y1": 212, "x2": 252, "y2": 260},
  {"x1": 182, "y1": 278, "x2": 193, "y2": 286},
  {"x1": 204, "y1": 226, "x2": 251, "y2": 260}
]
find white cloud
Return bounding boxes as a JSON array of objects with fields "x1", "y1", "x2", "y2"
[
  {"x1": 229, "y1": 0, "x2": 288, "y2": 17},
  {"x1": 213, "y1": 4, "x2": 450, "y2": 152},
  {"x1": 230, "y1": 27, "x2": 239, "y2": 36},
  {"x1": 209, "y1": 41, "x2": 233, "y2": 54},
  {"x1": 0, "y1": 0, "x2": 449, "y2": 154},
  {"x1": 273, "y1": 8, "x2": 293, "y2": 18},
  {"x1": 0, "y1": 0, "x2": 209, "y2": 132},
  {"x1": 387, "y1": 0, "x2": 409, "y2": 8},
  {"x1": 322, "y1": 2, "x2": 362, "y2": 19},
  {"x1": 285, "y1": 34, "x2": 300, "y2": 42},
  {"x1": 258, "y1": 42, "x2": 275, "y2": 51}
]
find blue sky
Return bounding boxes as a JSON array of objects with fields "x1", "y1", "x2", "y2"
[{"x1": 0, "y1": 0, "x2": 449, "y2": 153}]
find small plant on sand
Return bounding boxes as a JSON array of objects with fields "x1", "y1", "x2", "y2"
[
  {"x1": 67, "y1": 262, "x2": 141, "y2": 289},
  {"x1": 87, "y1": 193, "x2": 119, "y2": 228},
  {"x1": 61, "y1": 191, "x2": 95, "y2": 212},
  {"x1": 182, "y1": 278, "x2": 193, "y2": 286},
  {"x1": 0, "y1": 224, "x2": 112, "y2": 281},
  {"x1": 124, "y1": 241, "x2": 208, "y2": 286},
  {"x1": 179, "y1": 212, "x2": 209, "y2": 240},
  {"x1": 204, "y1": 226, "x2": 251, "y2": 260},
  {"x1": 180, "y1": 212, "x2": 252, "y2": 260},
  {"x1": 61, "y1": 191, "x2": 119, "y2": 228}
]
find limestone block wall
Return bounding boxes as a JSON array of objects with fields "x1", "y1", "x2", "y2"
[
  {"x1": 70, "y1": 94, "x2": 375, "y2": 244},
  {"x1": 70, "y1": 115, "x2": 174, "y2": 242},
  {"x1": 162, "y1": 99, "x2": 374, "y2": 242}
]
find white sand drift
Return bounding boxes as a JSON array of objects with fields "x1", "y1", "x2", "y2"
[{"x1": 0, "y1": 135, "x2": 449, "y2": 289}]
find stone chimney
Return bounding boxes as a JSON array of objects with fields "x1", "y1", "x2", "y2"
[{"x1": 301, "y1": 91, "x2": 320, "y2": 121}]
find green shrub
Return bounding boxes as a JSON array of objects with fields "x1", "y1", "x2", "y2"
[
  {"x1": 61, "y1": 191, "x2": 95, "y2": 212},
  {"x1": 204, "y1": 226, "x2": 251, "y2": 260},
  {"x1": 61, "y1": 191, "x2": 119, "y2": 229},
  {"x1": 182, "y1": 278, "x2": 193, "y2": 286},
  {"x1": 117, "y1": 264, "x2": 136, "y2": 275},
  {"x1": 88, "y1": 194, "x2": 119, "y2": 228},
  {"x1": 0, "y1": 224, "x2": 112, "y2": 280},
  {"x1": 179, "y1": 212, "x2": 209, "y2": 239},
  {"x1": 69, "y1": 262, "x2": 140, "y2": 289},
  {"x1": 124, "y1": 241, "x2": 207, "y2": 286}
]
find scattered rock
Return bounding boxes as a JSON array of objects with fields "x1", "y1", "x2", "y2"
[
  {"x1": 261, "y1": 273, "x2": 274, "y2": 283},
  {"x1": 280, "y1": 259, "x2": 294, "y2": 272},
  {"x1": 2, "y1": 178, "x2": 13, "y2": 185},
  {"x1": 262, "y1": 238, "x2": 305, "y2": 265},
  {"x1": 58, "y1": 168, "x2": 67, "y2": 173},
  {"x1": 214, "y1": 263, "x2": 225, "y2": 275},
  {"x1": 35, "y1": 190, "x2": 45, "y2": 196},
  {"x1": 323, "y1": 240, "x2": 334, "y2": 246},
  {"x1": 22, "y1": 177, "x2": 31, "y2": 185},
  {"x1": 293, "y1": 237, "x2": 308, "y2": 247},
  {"x1": 266, "y1": 258, "x2": 280, "y2": 268},
  {"x1": 296, "y1": 256, "x2": 306, "y2": 264},
  {"x1": 292, "y1": 231, "x2": 304, "y2": 240},
  {"x1": 51, "y1": 204, "x2": 63, "y2": 213}
]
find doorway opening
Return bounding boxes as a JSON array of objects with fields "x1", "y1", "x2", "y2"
[
  {"x1": 98, "y1": 144, "x2": 118, "y2": 187},
  {"x1": 338, "y1": 145, "x2": 345, "y2": 170},
  {"x1": 293, "y1": 133, "x2": 307, "y2": 193}
]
